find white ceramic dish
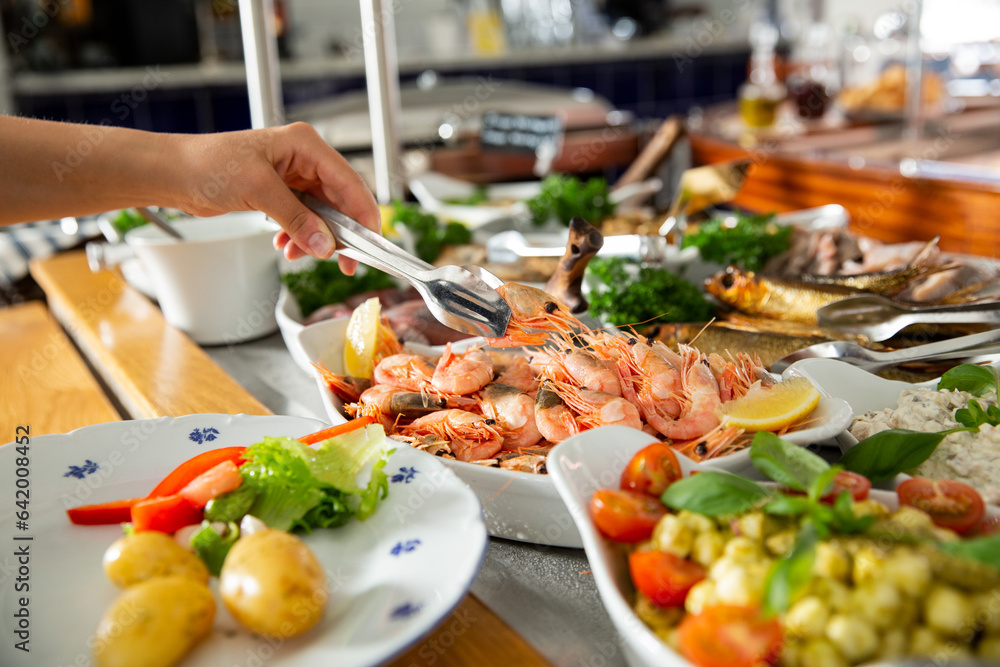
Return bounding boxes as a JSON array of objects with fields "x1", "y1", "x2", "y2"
[
  {"x1": 0, "y1": 414, "x2": 487, "y2": 667},
  {"x1": 408, "y1": 172, "x2": 537, "y2": 227},
  {"x1": 300, "y1": 320, "x2": 852, "y2": 546},
  {"x1": 547, "y1": 425, "x2": 982, "y2": 667}
]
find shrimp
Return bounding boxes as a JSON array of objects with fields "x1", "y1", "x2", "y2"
[
  {"x1": 312, "y1": 362, "x2": 370, "y2": 403},
  {"x1": 541, "y1": 348, "x2": 623, "y2": 397},
  {"x1": 483, "y1": 283, "x2": 583, "y2": 348},
  {"x1": 477, "y1": 383, "x2": 543, "y2": 450},
  {"x1": 707, "y1": 352, "x2": 773, "y2": 402},
  {"x1": 548, "y1": 379, "x2": 643, "y2": 433},
  {"x1": 595, "y1": 335, "x2": 681, "y2": 414},
  {"x1": 489, "y1": 351, "x2": 539, "y2": 394},
  {"x1": 642, "y1": 350, "x2": 722, "y2": 441},
  {"x1": 673, "y1": 423, "x2": 748, "y2": 462},
  {"x1": 432, "y1": 344, "x2": 494, "y2": 395},
  {"x1": 534, "y1": 380, "x2": 581, "y2": 443},
  {"x1": 357, "y1": 385, "x2": 447, "y2": 416},
  {"x1": 373, "y1": 353, "x2": 436, "y2": 392},
  {"x1": 400, "y1": 409, "x2": 504, "y2": 462}
]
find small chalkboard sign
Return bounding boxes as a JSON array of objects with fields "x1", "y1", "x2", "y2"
[{"x1": 480, "y1": 111, "x2": 562, "y2": 154}]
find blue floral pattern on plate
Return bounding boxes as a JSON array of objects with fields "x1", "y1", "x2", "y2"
[
  {"x1": 390, "y1": 539, "x2": 421, "y2": 556},
  {"x1": 391, "y1": 602, "x2": 422, "y2": 620},
  {"x1": 391, "y1": 466, "x2": 418, "y2": 484},
  {"x1": 63, "y1": 460, "x2": 99, "y2": 479},
  {"x1": 188, "y1": 427, "x2": 220, "y2": 444}
]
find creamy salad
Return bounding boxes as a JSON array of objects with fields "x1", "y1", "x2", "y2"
[{"x1": 850, "y1": 387, "x2": 1000, "y2": 504}]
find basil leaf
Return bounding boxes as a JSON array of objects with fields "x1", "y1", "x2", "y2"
[
  {"x1": 750, "y1": 432, "x2": 829, "y2": 492},
  {"x1": 954, "y1": 400, "x2": 990, "y2": 429},
  {"x1": 830, "y1": 491, "x2": 875, "y2": 534},
  {"x1": 938, "y1": 534, "x2": 1000, "y2": 569},
  {"x1": 808, "y1": 465, "x2": 842, "y2": 503},
  {"x1": 661, "y1": 472, "x2": 771, "y2": 517},
  {"x1": 839, "y1": 429, "x2": 949, "y2": 482},
  {"x1": 938, "y1": 364, "x2": 998, "y2": 397},
  {"x1": 763, "y1": 524, "x2": 817, "y2": 616},
  {"x1": 762, "y1": 494, "x2": 813, "y2": 517}
]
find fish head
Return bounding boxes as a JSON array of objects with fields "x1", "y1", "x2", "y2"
[{"x1": 704, "y1": 268, "x2": 768, "y2": 313}]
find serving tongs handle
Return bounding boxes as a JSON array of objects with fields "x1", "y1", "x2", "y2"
[{"x1": 297, "y1": 193, "x2": 433, "y2": 281}]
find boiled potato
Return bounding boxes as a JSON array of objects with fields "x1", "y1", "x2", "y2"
[
  {"x1": 219, "y1": 530, "x2": 327, "y2": 638},
  {"x1": 103, "y1": 531, "x2": 209, "y2": 588},
  {"x1": 93, "y1": 575, "x2": 215, "y2": 667}
]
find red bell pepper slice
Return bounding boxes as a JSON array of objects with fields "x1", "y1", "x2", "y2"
[
  {"x1": 298, "y1": 416, "x2": 374, "y2": 446},
  {"x1": 179, "y1": 460, "x2": 244, "y2": 509},
  {"x1": 147, "y1": 446, "x2": 247, "y2": 498},
  {"x1": 66, "y1": 497, "x2": 145, "y2": 526},
  {"x1": 131, "y1": 494, "x2": 203, "y2": 533}
]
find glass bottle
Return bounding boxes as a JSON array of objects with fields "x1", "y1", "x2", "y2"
[{"x1": 739, "y1": 20, "x2": 786, "y2": 128}]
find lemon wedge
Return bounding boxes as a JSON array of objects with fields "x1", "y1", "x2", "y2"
[
  {"x1": 718, "y1": 376, "x2": 821, "y2": 432},
  {"x1": 344, "y1": 297, "x2": 381, "y2": 379}
]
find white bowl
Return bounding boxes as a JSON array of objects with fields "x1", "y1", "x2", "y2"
[
  {"x1": 126, "y1": 213, "x2": 281, "y2": 345},
  {"x1": 299, "y1": 322, "x2": 851, "y2": 545},
  {"x1": 546, "y1": 426, "x2": 982, "y2": 667}
]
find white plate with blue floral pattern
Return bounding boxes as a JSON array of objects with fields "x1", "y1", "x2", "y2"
[{"x1": 0, "y1": 413, "x2": 487, "y2": 667}]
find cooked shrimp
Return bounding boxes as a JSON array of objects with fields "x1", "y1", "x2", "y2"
[
  {"x1": 597, "y1": 335, "x2": 682, "y2": 416},
  {"x1": 542, "y1": 348, "x2": 623, "y2": 397},
  {"x1": 534, "y1": 380, "x2": 581, "y2": 443},
  {"x1": 489, "y1": 352, "x2": 539, "y2": 394},
  {"x1": 484, "y1": 283, "x2": 583, "y2": 348},
  {"x1": 673, "y1": 423, "x2": 748, "y2": 462},
  {"x1": 707, "y1": 352, "x2": 773, "y2": 402},
  {"x1": 312, "y1": 362, "x2": 370, "y2": 402},
  {"x1": 477, "y1": 383, "x2": 543, "y2": 450},
  {"x1": 432, "y1": 344, "x2": 494, "y2": 395},
  {"x1": 373, "y1": 353, "x2": 436, "y2": 392},
  {"x1": 643, "y1": 351, "x2": 722, "y2": 441},
  {"x1": 548, "y1": 379, "x2": 643, "y2": 433},
  {"x1": 400, "y1": 409, "x2": 504, "y2": 462}
]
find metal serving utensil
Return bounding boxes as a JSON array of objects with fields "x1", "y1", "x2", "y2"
[
  {"x1": 770, "y1": 328, "x2": 1000, "y2": 374},
  {"x1": 136, "y1": 207, "x2": 185, "y2": 240},
  {"x1": 298, "y1": 193, "x2": 511, "y2": 338},
  {"x1": 817, "y1": 294, "x2": 1000, "y2": 341}
]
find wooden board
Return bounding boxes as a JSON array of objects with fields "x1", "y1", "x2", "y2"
[
  {"x1": 30, "y1": 251, "x2": 270, "y2": 419},
  {"x1": 0, "y1": 301, "x2": 120, "y2": 438}
]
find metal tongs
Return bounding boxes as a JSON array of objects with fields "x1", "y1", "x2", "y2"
[
  {"x1": 817, "y1": 294, "x2": 1000, "y2": 341},
  {"x1": 298, "y1": 193, "x2": 511, "y2": 338}
]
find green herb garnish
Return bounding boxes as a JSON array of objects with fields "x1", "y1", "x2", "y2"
[
  {"x1": 391, "y1": 202, "x2": 471, "y2": 263},
  {"x1": 762, "y1": 525, "x2": 817, "y2": 617},
  {"x1": 680, "y1": 212, "x2": 791, "y2": 271},
  {"x1": 281, "y1": 261, "x2": 395, "y2": 318},
  {"x1": 586, "y1": 257, "x2": 715, "y2": 326},
  {"x1": 525, "y1": 174, "x2": 615, "y2": 227},
  {"x1": 938, "y1": 363, "x2": 1000, "y2": 429},
  {"x1": 110, "y1": 209, "x2": 148, "y2": 236},
  {"x1": 938, "y1": 534, "x2": 1000, "y2": 569},
  {"x1": 838, "y1": 428, "x2": 960, "y2": 482},
  {"x1": 661, "y1": 471, "x2": 771, "y2": 516},
  {"x1": 444, "y1": 185, "x2": 489, "y2": 206}
]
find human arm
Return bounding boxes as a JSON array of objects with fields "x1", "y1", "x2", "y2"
[{"x1": 0, "y1": 117, "x2": 379, "y2": 271}]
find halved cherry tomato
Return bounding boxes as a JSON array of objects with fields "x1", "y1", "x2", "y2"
[
  {"x1": 147, "y1": 447, "x2": 247, "y2": 498},
  {"x1": 629, "y1": 550, "x2": 705, "y2": 607},
  {"x1": 620, "y1": 442, "x2": 683, "y2": 498},
  {"x1": 590, "y1": 489, "x2": 667, "y2": 543},
  {"x1": 131, "y1": 494, "x2": 203, "y2": 533},
  {"x1": 822, "y1": 471, "x2": 871, "y2": 503},
  {"x1": 66, "y1": 497, "x2": 145, "y2": 525},
  {"x1": 677, "y1": 605, "x2": 783, "y2": 667},
  {"x1": 179, "y1": 460, "x2": 243, "y2": 509},
  {"x1": 897, "y1": 478, "x2": 986, "y2": 535},
  {"x1": 298, "y1": 416, "x2": 374, "y2": 445}
]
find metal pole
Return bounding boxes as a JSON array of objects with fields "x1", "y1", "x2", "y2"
[
  {"x1": 360, "y1": 0, "x2": 404, "y2": 202},
  {"x1": 903, "y1": 0, "x2": 923, "y2": 142},
  {"x1": 239, "y1": 0, "x2": 284, "y2": 129},
  {"x1": 0, "y1": 13, "x2": 15, "y2": 115}
]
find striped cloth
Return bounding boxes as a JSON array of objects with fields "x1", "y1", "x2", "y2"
[{"x1": 0, "y1": 217, "x2": 103, "y2": 296}]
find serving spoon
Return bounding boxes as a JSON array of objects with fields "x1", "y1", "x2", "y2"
[{"x1": 817, "y1": 294, "x2": 1000, "y2": 341}]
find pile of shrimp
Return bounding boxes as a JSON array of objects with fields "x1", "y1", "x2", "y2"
[{"x1": 315, "y1": 283, "x2": 801, "y2": 473}]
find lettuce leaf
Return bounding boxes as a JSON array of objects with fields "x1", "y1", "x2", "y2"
[{"x1": 190, "y1": 521, "x2": 239, "y2": 576}]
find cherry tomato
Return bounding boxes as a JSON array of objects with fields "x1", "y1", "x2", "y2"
[
  {"x1": 590, "y1": 489, "x2": 667, "y2": 543},
  {"x1": 677, "y1": 605, "x2": 783, "y2": 667},
  {"x1": 822, "y1": 471, "x2": 871, "y2": 503},
  {"x1": 620, "y1": 442, "x2": 683, "y2": 498},
  {"x1": 629, "y1": 550, "x2": 705, "y2": 607},
  {"x1": 897, "y1": 478, "x2": 986, "y2": 535}
]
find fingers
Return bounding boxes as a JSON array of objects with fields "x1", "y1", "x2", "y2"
[{"x1": 257, "y1": 175, "x2": 336, "y2": 259}]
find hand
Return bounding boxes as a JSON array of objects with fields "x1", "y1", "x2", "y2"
[{"x1": 173, "y1": 122, "x2": 379, "y2": 274}]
